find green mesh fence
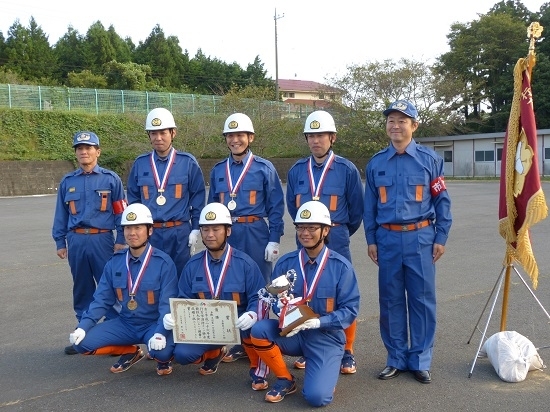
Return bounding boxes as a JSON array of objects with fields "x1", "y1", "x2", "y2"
[{"x1": 0, "y1": 84, "x2": 316, "y2": 118}]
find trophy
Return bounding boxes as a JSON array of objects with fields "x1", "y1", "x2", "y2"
[{"x1": 262, "y1": 269, "x2": 319, "y2": 337}]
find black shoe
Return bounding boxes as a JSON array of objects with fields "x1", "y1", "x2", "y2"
[
  {"x1": 413, "y1": 370, "x2": 431, "y2": 384},
  {"x1": 64, "y1": 345, "x2": 78, "y2": 355},
  {"x1": 378, "y1": 366, "x2": 401, "y2": 380}
]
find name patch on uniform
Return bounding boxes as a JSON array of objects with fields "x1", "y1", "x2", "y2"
[
  {"x1": 430, "y1": 176, "x2": 447, "y2": 197},
  {"x1": 69, "y1": 187, "x2": 76, "y2": 192}
]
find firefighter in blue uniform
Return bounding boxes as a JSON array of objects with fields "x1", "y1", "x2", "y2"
[
  {"x1": 127, "y1": 107, "x2": 206, "y2": 276},
  {"x1": 69, "y1": 203, "x2": 179, "y2": 376},
  {"x1": 286, "y1": 110, "x2": 363, "y2": 373},
  {"x1": 251, "y1": 201, "x2": 360, "y2": 406},
  {"x1": 208, "y1": 113, "x2": 285, "y2": 363},
  {"x1": 52, "y1": 131, "x2": 127, "y2": 355},
  {"x1": 363, "y1": 100, "x2": 452, "y2": 384},
  {"x1": 163, "y1": 203, "x2": 270, "y2": 390}
]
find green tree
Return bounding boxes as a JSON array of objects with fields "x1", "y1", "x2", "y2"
[
  {"x1": 53, "y1": 26, "x2": 87, "y2": 82},
  {"x1": 84, "y1": 21, "x2": 117, "y2": 74},
  {"x1": 66, "y1": 69, "x2": 108, "y2": 88},
  {"x1": 103, "y1": 60, "x2": 152, "y2": 90},
  {"x1": 3, "y1": 17, "x2": 57, "y2": 82},
  {"x1": 133, "y1": 25, "x2": 187, "y2": 90}
]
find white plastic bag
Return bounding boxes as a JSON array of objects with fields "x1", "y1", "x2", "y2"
[{"x1": 480, "y1": 331, "x2": 545, "y2": 382}]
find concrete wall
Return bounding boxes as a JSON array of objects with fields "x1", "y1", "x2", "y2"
[{"x1": 0, "y1": 158, "x2": 369, "y2": 197}]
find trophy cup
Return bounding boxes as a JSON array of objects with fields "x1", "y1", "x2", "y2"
[{"x1": 265, "y1": 270, "x2": 319, "y2": 337}]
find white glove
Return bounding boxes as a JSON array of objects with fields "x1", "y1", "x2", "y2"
[
  {"x1": 235, "y1": 311, "x2": 258, "y2": 330},
  {"x1": 188, "y1": 229, "x2": 200, "y2": 255},
  {"x1": 264, "y1": 242, "x2": 280, "y2": 262},
  {"x1": 163, "y1": 313, "x2": 175, "y2": 330},
  {"x1": 69, "y1": 328, "x2": 86, "y2": 345},
  {"x1": 285, "y1": 318, "x2": 321, "y2": 338},
  {"x1": 148, "y1": 333, "x2": 167, "y2": 351}
]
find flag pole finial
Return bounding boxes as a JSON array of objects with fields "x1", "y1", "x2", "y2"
[{"x1": 528, "y1": 22, "x2": 543, "y2": 56}]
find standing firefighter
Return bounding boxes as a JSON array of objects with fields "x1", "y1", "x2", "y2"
[
  {"x1": 52, "y1": 131, "x2": 127, "y2": 355},
  {"x1": 127, "y1": 107, "x2": 206, "y2": 276}
]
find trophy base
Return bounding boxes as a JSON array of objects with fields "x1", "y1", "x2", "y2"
[{"x1": 279, "y1": 305, "x2": 319, "y2": 337}]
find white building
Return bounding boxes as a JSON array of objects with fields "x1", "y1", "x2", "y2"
[{"x1": 415, "y1": 130, "x2": 550, "y2": 177}]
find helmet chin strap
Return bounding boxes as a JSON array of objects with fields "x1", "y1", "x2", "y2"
[
  {"x1": 232, "y1": 146, "x2": 249, "y2": 157},
  {"x1": 203, "y1": 240, "x2": 227, "y2": 252},
  {"x1": 304, "y1": 234, "x2": 325, "y2": 251}
]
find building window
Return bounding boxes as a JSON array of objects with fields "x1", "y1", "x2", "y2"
[
  {"x1": 497, "y1": 148, "x2": 503, "y2": 161},
  {"x1": 289, "y1": 92, "x2": 295, "y2": 98},
  {"x1": 318, "y1": 92, "x2": 325, "y2": 99},
  {"x1": 475, "y1": 150, "x2": 495, "y2": 162},
  {"x1": 330, "y1": 94, "x2": 336, "y2": 100},
  {"x1": 444, "y1": 151, "x2": 453, "y2": 163},
  {"x1": 545, "y1": 147, "x2": 550, "y2": 160}
]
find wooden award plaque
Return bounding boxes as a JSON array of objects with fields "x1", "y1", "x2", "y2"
[{"x1": 279, "y1": 305, "x2": 319, "y2": 337}]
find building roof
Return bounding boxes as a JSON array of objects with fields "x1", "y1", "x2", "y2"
[{"x1": 278, "y1": 79, "x2": 341, "y2": 93}]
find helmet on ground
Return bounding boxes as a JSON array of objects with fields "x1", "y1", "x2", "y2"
[
  {"x1": 72, "y1": 131, "x2": 100, "y2": 147},
  {"x1": 294, "y1": 201, "x2": 332, "y2": 226},
  {"x1": 223, "y1": 113, "x2": 254, "y2": 134},
  {"x1": 145, "y1": 108, "x2": 177, "y2": 131},
  {"x1": 199, "y1": 202, "x2": 233, "y2": 226},
  {"x1": 122, "y1": 203, "x2": 153, "y2": 226},
  {"x1": 303, "y1": 111, "x2": 337, "y2": 134}
]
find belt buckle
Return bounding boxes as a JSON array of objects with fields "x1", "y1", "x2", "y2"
[
  {"x1": 401, "y1": 225, "x2": 409, "y2": 232},
  {"x1": 84, "y1": 228, "x2": 91, "y2": 234},
  {"x1": 161, "y1": 222, "x2": 168, "y2": 228},
  {"x1": 231, "y1": 217, "x2": 238, "y2": 223}
]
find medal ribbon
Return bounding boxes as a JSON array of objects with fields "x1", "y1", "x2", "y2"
[
  {"x1": 307, "y1": 151, "x2": 335, "y2": 199},
  {"x1": 125, "y1": 244, "x2": 153, "y2": 298},
  {"x1": 203, "y1": 245, "x2": 233, "y2": 299},
  {"x1": 150, "y1": 148, "x2": 176, "y2": 193},
  {"x1": 225, "y1": 154, "x2": 254, "y2": 197},
  {"x1": 278, "y1": 247, "x2": 329, "y2": 328}
]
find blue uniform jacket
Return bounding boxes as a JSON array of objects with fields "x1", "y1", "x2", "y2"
[
  {"x1": 363, "y1": 140, "x2": 452, "y2": 246},
  {"x1": 208, "y1": 152, "x2": 284, "y2": 243},
  {"x1": 179, "y1": 246, "x2": 265, "y2": 317},
  {"x1": 286, "y1": 152, "x2": 364, "y2": 235},
  {"x1": 127, "y1": 150, "x2": 206, "y2": 230},
  {"x1": 78, "y1": 246, "x2": 178, "y2": 333},
  {"x1": 271, "y1": 246, "x2": 360, "y2": 331},
  {"x1": 52, "y1": 164, "x2": 126, "y2": 248}
]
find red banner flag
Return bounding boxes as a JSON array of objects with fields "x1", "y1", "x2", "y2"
[{"x1": 498, "y1": 55, "x2": 548, "y2": 289}]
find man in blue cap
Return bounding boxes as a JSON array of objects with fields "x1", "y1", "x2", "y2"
[
  {"x1": 363, "y1": 100, "x2": 452, "y2": 384},
  {"x1": 53, "y1": 131, "x2": 127, "y2": 355}
]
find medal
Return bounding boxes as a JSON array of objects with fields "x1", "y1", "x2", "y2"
[
  {"x1": 150, "y1": 149, "x2": 175, "y2": 207},
  {"x1": 225, "y1": 154, "x2": 254, "y2": 212},
  {"x1": 127, "y1": 297, "x2": 138, "y2": 310},
  {"x1": 312, "y1": 196, "x2": 320, "y2": 201},
  {"x1": 227, "y1": 199, "x2": 237, "y2": 210},
  {"x1": 156, "y1": 195, "x2": 166, "y2": 205}
]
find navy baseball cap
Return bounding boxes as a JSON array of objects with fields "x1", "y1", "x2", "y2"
[
  {"x1": 72, "y1": 131, "x2": 100, "y2": 147},
  {"x1": 383, "y1": 100, "x2": 418, "y2": 119}
]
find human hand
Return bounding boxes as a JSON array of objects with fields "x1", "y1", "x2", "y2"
[
  {"x1": 367, "y1": 244, "x2": 378, "y2": 266},
  {"x1": 285, "y1": 318, "x2": 320, "y2": 338},
  {"x1": 264, "y1": 242, "x2": 280, "y2": 262},
  {"x1": 148, "y1": 333, "x2": 166, "y2": 351},
  {"x1": 163, "y1": 313, "x2": 175, "y2": 330},
  {"x1": 433, "y1": 243, "x2": 445, "y2": 263},
  {"x1": 69, "y1": 328, "x2": 86, "y2": 345},
  {"x1": 235, "y1": 311, "x2": 258, "y2": 330},
  {"x1": 57, "y1": 248, "x2": 67, "y2": 259}
]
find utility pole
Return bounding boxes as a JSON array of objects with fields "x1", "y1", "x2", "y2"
[{"x1": 274, "y1": 8, "x2": 284, "y2": 101}]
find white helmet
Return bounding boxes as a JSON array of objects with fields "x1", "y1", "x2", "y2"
[
  {"x1": 199, "y1": 203, "x2": 232, "y2": 226},
  {"x1": 294, "y1": 201, "x2": 332, "y2": 226},
  {"x1": 145, "y1": 108, "x2": 177, "y2": 131},
  {"x1": 122, "y1": 203, "x2": 154, "y2": 226},
  {"x1": 223, "y1": 113, "x2": 254, "y2": 134},
  {"x1": 303, "y1": 110, "x2": 337, "y2": 134}
]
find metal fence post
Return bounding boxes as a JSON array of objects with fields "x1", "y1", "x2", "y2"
[{"x1": 121, "y1": 90, "x2": 125, "y2": 113}]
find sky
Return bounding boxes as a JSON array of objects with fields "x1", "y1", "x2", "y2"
[{"x1": 0, "y1": 0, "x2": 547, "y2": 84}]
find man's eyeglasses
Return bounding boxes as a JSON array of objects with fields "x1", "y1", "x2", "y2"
[{"x1": 295, "y1": 225, "x2": 321, "y2": 233}]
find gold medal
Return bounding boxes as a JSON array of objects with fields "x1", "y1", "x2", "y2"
[
  {"x1": 127, "y1": 297, "x2": 138, "y2": 310},
  {"x1": 156, "y1": 195, "x2": 166, "y2": 206},
  {"x1": 227, "y1": 199, "x2": 237, "y2": 211}
]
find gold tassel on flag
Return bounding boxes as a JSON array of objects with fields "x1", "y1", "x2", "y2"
[{"x1": 498, "y1": 22, "x2": 548, "y2": 289}]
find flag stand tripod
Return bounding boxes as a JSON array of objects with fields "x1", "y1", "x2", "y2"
[{"x1": 466, "y1": 263, "x2": 550, "y2": 378}]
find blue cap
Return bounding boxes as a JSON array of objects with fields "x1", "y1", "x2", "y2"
[
  {"x1": 383, "y1": 100, "x2": 418, "y2": 119},
  {"x1": 72, "y1": 131, "x2": 100, "y2": 147}
]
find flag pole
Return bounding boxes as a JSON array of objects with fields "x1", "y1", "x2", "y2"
[{"x1": 499, "y1": 22, "x2": 543, "y2": 331}]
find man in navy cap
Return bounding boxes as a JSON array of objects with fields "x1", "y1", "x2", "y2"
[
  {"x1": 53, "y1": 131, "x2": 127, "y2": 355},
  {"x1": 363, "y1": 100, "x2": 452, "y2": 384}
]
